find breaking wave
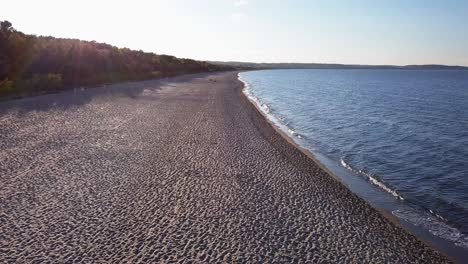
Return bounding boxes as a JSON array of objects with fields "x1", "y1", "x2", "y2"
[
  {"x1": 239, "y1": 74, "x2": 304, "y2": 141},
  {"x1": 339, "y1": 159, "x2": 404, "y2": 200}
]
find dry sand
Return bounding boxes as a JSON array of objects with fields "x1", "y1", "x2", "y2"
[{"x1": 0, "y1": 72, "x2": 451, "y2": 262}]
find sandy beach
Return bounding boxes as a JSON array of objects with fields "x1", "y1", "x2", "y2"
[{"x1": 0, "y1": 72, "x2": 450, "y2": 262}]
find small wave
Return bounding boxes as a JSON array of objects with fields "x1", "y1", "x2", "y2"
[
  {"x1": 261, "y1": 103, "x2": 270, "y2": 113},
  {"x1": 340, "y1": 158, "x2": 353, "y2": 171},
  {"x1": 340, "y1": 159, "x2": 404, "y2": 200},
  {"x1": 393, "y1": 209, "x2": 468, "y2": 249},
  {"x1": 239, "y1": 75, "x2": 268, "y2": 115},
  {"x1": 239, "y1": 73, "x2": 304, "y2": 141},
  {"x1": 368, "y1": 176, "x2": 404, "y2": 200},
  {"x1": 287, "y1": 128, "x2": 304, "y2": 139},
  {"x1": 430, "y1": 209, "x2": 449, "y2": 222},
  {"x1": 288, "y1": 128, "x2": 297, "y2": 135},
  {"x1": 340, "y1": 158, "x2": 468, "y2": 248}
]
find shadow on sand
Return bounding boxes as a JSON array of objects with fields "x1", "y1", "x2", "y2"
[{"x1": 0, "y1": 72, "x2": 215, "y2": 114}]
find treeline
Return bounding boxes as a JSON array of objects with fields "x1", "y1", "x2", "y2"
[{"x1": 0, "y1": 21, "x2": 230, "y2": 99}]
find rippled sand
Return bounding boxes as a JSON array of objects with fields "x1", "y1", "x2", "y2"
[{"x1": 0, "y1": 72, "x2": 450, "y2": 262}]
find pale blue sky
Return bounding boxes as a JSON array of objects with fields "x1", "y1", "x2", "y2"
[{"x1": 2, "y1": 0, "x2": 468, "y2": 65}]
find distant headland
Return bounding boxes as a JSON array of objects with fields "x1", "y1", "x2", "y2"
[{"x1": 209, "y1": 61, "x2": 468, "y2": 70}]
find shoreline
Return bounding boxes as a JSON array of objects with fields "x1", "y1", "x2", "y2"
[
  {"x1": 0, "y1": 71, "x2": 453, "y2": 262},
  {"x1": 237, "y1": 71, "x2": 467, "y2": 261}
]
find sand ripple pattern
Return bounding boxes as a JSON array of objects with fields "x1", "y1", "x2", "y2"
[{"x1": 0, "y1": 73, "x2": 450, "y2": 263}]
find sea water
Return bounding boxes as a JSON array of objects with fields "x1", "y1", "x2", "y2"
[{"x1": 239, "y1": 69, "x2": 468, "y2": 248}]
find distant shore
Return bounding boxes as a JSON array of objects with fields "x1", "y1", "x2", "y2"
[
  {"x1": 210, "y1": 60, "x2": 468, "y2": 71},
  {"x1": 0, "y1": 72, "x2": 450, "y2": 262}
]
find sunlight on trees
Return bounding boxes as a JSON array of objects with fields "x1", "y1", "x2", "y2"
[{"x1": 0, "y1": 21, "x2": 229, "y2": 99}]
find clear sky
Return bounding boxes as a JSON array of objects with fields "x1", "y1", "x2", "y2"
[{"x1": 2, "y1": 0, "x2": 468, "y2": 66}]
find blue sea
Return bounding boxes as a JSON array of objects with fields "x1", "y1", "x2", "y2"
[{"x1": 239, "y1": 69, "x2": 468, "y2": 249}]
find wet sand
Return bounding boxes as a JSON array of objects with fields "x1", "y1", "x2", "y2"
[{"x1": 0, "y1": 72, "x2": 450, "y2": 262}]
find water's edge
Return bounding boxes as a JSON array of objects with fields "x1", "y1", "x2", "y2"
[{"x1": 238, "y1": 72, "x2": 468, "y2": 262}]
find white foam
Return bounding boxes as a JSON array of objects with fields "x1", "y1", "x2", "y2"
[
  {"x1": 393, "y1": 209, "x2": 468, "y2": 249},
  {"x1": 239, "y1": 73, "x2": 304, "y2": 142},
  {"x1": 288, "y1": 128, "x2": 297, "y2": 135},
  {"x1": 340, "y1": 159, "x2": 353, "y2": 170},
  {"x1": 369, "y1": 176, "x2": 404, "y2": 200},
  {"x1": 342, "y1": 157, "x2": 468, "y2": 249},
  {"x1": 340, "y1": 159, "x2": 404, "y2": 200}
]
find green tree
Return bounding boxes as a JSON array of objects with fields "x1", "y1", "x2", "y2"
[{"x1": 0, "y1": 20, "x2": 231, "y2": 99}]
